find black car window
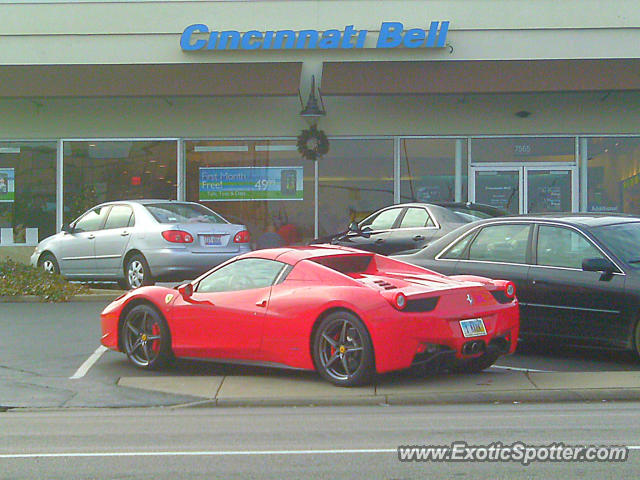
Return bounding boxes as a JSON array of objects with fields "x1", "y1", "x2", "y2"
[
  {"x1": 399, "y1": 208, "x2": 434, "y2": 228},
  {"x1": 467, "y1": 224, "x2": 531, "y2": 264},
  {"x1": 360, "y1": 208, "x2": 403, "y2": 231},
  {"x1": 197, "y1": 258, "x2": 286, "y2": 293},
  {"x1": 103, "y1": 205, "x2": 134, "y2": 230},
  {"x1": 592, "y1": 221, "x2": 640, "y2": 268},
  {"x1": 73, "y1": 206, "x2": 110, "y2": 232},
  {"x1": 537, "y1": 225, "x2": 603, "y2": 269},
  {"x1": 440, "y1": 231, "x2": 476, "y2": 259}
]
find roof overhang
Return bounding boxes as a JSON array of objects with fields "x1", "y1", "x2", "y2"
[
  {"x1": 0, "y1": 62, "x2": 302, "y2": 98},
  {"x1": 321, "y1": 59, "x2": 640, "y2": 95}
]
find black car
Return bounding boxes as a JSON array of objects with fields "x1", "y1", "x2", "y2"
[
  {"x1": 314, "y1": 202, "x2": 506, "y2": 256},
  {"x1": 394, "y1": 214, "x2": 640, "y2": 355}
]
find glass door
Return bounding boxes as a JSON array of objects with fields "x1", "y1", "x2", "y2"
[
  {"x1": 471, "y1": 168, "x2": 521, "y2": 214},
  {"x1": 524, "y1": 167, "x2": 576, "y2": 214},
  {"x1": 471, "y1": 165, "x2": 577, "y2": 214}
]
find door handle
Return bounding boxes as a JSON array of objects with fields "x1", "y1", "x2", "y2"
[
  {"x1": 375, "y1": 238, "x2": 385, "y2": 244},
  {"x1": 256, "y1": 299, "x2": 268, "y2": 307},
  {"x1": 121, "y1": 231, "x2": 129, "y2": 236},
  {"x1": 413, "y1": 235, "x2": 425, "y2": 241},
  {"x1": 87, "y1": 234, "x2": 95, "y2": 240}
]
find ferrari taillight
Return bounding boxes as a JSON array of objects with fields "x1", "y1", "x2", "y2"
[
  {"x1": 505, "y1": 282, "x2": 516, "y2": 299},
  {"x1": 233, "y1": 230, "x2": 250, "y2": 243},
  {"x1": 393, "y1": 292, "x2": 407, "y2": 310},
  {"x1": 161, "y1": 230, "x2": 194, "y2": 243}
]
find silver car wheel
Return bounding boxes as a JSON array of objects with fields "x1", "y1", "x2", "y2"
[
  {"x1": 127, "y1": 260, "x2": 145, "y2": 289},
  {"x1": 42, "y1": 260, "x2": 56, "y2": 274}
]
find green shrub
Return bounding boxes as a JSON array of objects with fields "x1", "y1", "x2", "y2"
[{"x1": 0, "y1": 260, "x2": 90, "y2": 302}]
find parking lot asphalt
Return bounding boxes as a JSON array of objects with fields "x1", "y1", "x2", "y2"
[{"x1": 2, "y1": 292, "x2": 640, "y2": 409}]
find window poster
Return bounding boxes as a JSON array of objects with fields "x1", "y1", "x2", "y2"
[
  {"x1": 199, "y1": 166, "x2": 304, "y2": 201},
  {"x1": 0, "y1": 168, "x2": 14, "y2": 202}
]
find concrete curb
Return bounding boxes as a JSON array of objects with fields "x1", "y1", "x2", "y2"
[{"x1": 0, "y1": 291, "x2": 124, "y2": 303}]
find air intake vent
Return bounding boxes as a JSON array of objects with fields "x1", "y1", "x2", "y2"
[
  {"x1": 373, "y1": 279, "x2": 397, "y2": 290},
  {"x1": 490, "y1": 291, "x2": 513, "y2": 304}
]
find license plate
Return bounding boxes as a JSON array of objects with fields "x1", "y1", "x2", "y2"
[
  {"x1": 201, "y1": 234, "x2": 222, "y2": 246},
  {"x1": 459, "y1": 318, "x2": 487, "y2": 338}
]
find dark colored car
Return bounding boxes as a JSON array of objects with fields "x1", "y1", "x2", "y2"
[
  {"x1": 394, "y1": 214, "x2": 640, "y2": 355},
  {"x1": 313, "y1": 202, "x2": 506, "y2": 256}
]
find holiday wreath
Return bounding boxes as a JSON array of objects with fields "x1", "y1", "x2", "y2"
[{"x1": 297, "y1": 125, "x2": 329, "y2": 161}]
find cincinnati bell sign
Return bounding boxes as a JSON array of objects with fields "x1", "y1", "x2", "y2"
[{"x1": 180, "y1": 21, "x2": 450, "y2": 51}]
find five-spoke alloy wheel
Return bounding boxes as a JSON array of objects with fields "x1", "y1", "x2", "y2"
[
  {"x1": 312, "y1": 311, "x2": 374, "y2": 387},
  {"x1": 122, "y1": 304, "x2": 172, "y2": 369}
]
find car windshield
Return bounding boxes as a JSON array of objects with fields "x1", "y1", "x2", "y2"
[
  {"x1": 592, "y1": 221, "x2": 640, "y2": 268},
  {"x1": 145, "y1": 203, "x2": 227, "y2": 224}
]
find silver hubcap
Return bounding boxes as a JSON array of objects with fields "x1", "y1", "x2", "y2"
[
  {"x1": 42, "y1": 260, "x2": 55, "y2": 274},
  {"x1": 127, "y1": 260, "x2": 145, "y2": 288},
  {"x1": 318, "y1": 319, "x2": 365, "y2": 381}
]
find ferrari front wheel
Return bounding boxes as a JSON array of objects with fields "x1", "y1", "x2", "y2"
[
  {"x1": 122, "y1": 304, "x2": 172, "y2": 370},
  {"x1": 313, "y1": 311, "x2": 374, "y2": 387}
]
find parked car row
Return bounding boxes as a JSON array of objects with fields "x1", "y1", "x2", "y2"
[
  {"x1": 30, "y1": 200, "x2": 252, "y2": 290},
  {"x1": 395, "y1": 214, "x2": 640, "y2": 356},
  {"x1": 312, "y1": 201, "x2": 506, "y2": 255}
]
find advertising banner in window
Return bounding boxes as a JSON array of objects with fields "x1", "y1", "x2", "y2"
[
  {"x1": 199, "y1": 166, "x2": 303, "y2": 201},
  {"x1": 0, "y1": 168, "x2": 14, "y2": 202}
]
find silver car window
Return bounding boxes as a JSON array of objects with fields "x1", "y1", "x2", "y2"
[
  {"x1": 146, "y1": 203, "x2": 227, "y2": 224},
  {"x1": 74, "y1": 206, "x2": 110, "y2": 232},
  {"x1": 104, "y1": 205, "x2": 134, "y2": 230}
]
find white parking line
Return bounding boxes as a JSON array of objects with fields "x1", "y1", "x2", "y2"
[
  {"x1": 69, "y1": 345, "x2": 108, "y2": 380},
  {"x1": 490, "y1": 365, "x2": 553, "y2": 373},
  {"x1": 0, "y1": 446, "x2": 638, "y2": 459},
  {"x1": 0, "y1": 448, "x2": 396, "y2": 459}
]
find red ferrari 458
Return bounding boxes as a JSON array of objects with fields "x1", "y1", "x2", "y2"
[{"x1": 101, "y1": 245, "x2": 519, "y2": 386}]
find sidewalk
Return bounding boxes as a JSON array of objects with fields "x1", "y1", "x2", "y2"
[{"x1": 117, "y1": 368, "x2": 640, "y2": 407}]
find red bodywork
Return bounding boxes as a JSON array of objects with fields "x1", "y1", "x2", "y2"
[{"x1": 101, "y1": 245, "x2": 519, "y2": 374}]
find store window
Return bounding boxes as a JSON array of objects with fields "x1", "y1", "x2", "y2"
[
  {"x1": 587, "y1": 137, "x2": 640, "y2": 215},
  {"x1": 185, "y1": 140, "x2": 313, "y2": 246},
  {"x1": 400, "y1": 138, "x2": 468, "y2": 203},
  {"x1": 63, "y1": 140, "x2": 177, "y2": 223},
  {"x1": 319, "y1": 139, "x2": 394, "y2": 237},
  {"x1": 0, "y1": 142, "x2": 56, "y2": 242},
  {"x1": 471, "y1": 137, "x2": 575, "y2": 163}
]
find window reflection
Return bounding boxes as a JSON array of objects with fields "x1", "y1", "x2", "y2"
[
  {"x1": 319, "y1": 139, "x2": 394, "y2": 236},
  {"x1": 63, "y1": 141, "x2": 177, "y2": 223},
  {"x1": 0, "y1": 142, "x2": 56, "y2": 242},
  {"x1": 587, "y1": 137, "x2": 640, "y2": 215},
  {"x1": 400, "y1": 138, "x2": 467, "y2": 202},
  {"x1": 185, "y1": 140, "x2": 313, "y2": 246}
]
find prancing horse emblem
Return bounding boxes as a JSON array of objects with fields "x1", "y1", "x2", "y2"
[{"x1": 466, "y1": 294, "x2": 473, "y2": 305}]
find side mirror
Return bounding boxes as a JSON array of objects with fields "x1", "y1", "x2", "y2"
[
  {"x1": 582, "y1": 257, "x2": 615, "y2": 274},
  {"x1": 348, "y1": 221, "x2": 360, "y2": 233},
  {"x1": 61, "y1": 223, "x2": 72, "y2": 233},
  {"x1": 178, "y1": 283, "x2": 194, "y2": 299}
]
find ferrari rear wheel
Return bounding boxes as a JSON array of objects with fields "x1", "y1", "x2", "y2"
[
  {"x1": 122, "y1": 304, "x2": 172, "y2": 370},
  {"x1": 451, "y1": 351, "x2": 500, "y2": 374},
  {"x1": 313, "y1": 311, "x2": 374, "y2": 387}
]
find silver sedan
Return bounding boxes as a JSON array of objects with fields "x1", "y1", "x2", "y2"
[{"x1": 30, "y1": 200, "x2": 252, "y2": 289}]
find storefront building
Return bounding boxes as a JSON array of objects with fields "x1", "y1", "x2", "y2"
[{"x1": 0, "y1": 0, "x2": 639, "y2": 251}]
